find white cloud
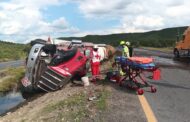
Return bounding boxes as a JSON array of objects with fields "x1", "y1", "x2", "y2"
[
  {"x1": 75, "y1": 0, "x2": 133, "y2": 18},
  {"x1": 71, "y1": 0, "x2": 190, "y2": 33},
  {"x1": 0, "y1": 0, "x2": 77, "y2": 43},
  {"x1": 166, "y1": 5, "x2": 190, "y2": 17},
  {"x1": 52, "y1": 18, "x2": 68, "y2": 28},
  {"x1": 121, "y1": 15, "x2": 164, "y2": 32},
  {"x1": 1, "y1": 0, "x2": 190, "y2": 43}
]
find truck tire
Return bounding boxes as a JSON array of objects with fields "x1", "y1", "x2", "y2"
[{"x1": 174, "y1": 49, "x2": 180, "y2": 58}]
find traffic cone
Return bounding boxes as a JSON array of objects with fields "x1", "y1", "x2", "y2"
[{"x1": 153, "y1": 69, "x2": 161, "y2": 80}]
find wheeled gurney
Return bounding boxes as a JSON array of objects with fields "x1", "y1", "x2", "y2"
[{"x1": 107, "y1": 56, "x2": 161, "y2": 95}]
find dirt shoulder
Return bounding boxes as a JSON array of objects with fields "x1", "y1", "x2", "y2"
[
  {"x1": 0, "y1": 84, "x2": 84, "y2": 122},
  {"x1": 0, "y1": 60, "x2": 146, "y2": 122},
  {"x1": 0, "y1": 82, "x2": 146, "y2": 122}
]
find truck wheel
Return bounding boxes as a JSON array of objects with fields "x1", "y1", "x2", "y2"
[{"x1": 174, "y1": 49, "x2": 180, "y2": 58}]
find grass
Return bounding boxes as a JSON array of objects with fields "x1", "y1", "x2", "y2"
[
  {"x1": 43, "y1": 93, "x2": 86, "y2": 113},
  {"x1": 0, "y1": 67, "x2": 25, "y2": 92},
  {"x1": 141, "y1": 46, "x2": 173, "y2": 53},
  {"x1": 0, "y1": 41, "x2": 28, "y2": 62},
  {"x1": 95, "y1": 89, "x2": 109, "y2": 111},
  {"x1": 41, "y1": 93, "x2": 87, "y2": 122},
  {"x1": 38, "y1": 88, "x2": 109, "y2": 122}
]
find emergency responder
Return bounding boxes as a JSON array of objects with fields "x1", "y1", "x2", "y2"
[
  {"x1": 119, "y1": 41, "x2": 129, "y2": 76},
  {"x1": 125, "y1": 41, "x2": 134, "y2": 82},
  {"x1": 91, "y1": 45, "x2": 101, "y2": 80},
  {"x1": 125, "y1": 41, "x2": 133, "y2": 57},
  {"x1": 120, "y1": 41, "x2": 130, "y2": 58}
]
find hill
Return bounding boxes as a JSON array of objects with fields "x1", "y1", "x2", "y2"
[
  {"x1": 58, "y1": 26, "x2": 188, "y2": 47},
  {"x1": 0, "y1": 41, "x2": 28, "y2": 62},
  {"x1": 0, "y1": 26, "x2": 188, "y2": 61}
]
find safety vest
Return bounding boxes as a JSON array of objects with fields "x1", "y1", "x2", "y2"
[
  {"x1": 122, "y1": 45, "x2": 130, "y2": 58},
  {"x1": 92, "y1": 51, "x2": 101, "y2": 63}
]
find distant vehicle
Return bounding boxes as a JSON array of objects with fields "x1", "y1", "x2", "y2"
[{"x1": 174, "y1": 27, "x2": 190, "y2": 58}]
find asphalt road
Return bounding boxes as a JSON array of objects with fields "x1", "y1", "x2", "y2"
[
  {"x1": 134, "y1": 48, "x2": 173, "y2": 58},
  {"x1": 135, "y1": 48, "x2": 190, "y2": 122},
  {"x1": 0, "y1": 60, "x2": 24, "y2": 70}
]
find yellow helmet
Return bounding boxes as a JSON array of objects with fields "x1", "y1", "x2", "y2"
[{"x1": 120, "y1": 41, "x2": 125, "y2": 45}]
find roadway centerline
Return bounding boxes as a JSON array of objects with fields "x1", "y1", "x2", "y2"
[{"x1": 138, "y1": 95, "x2": 157, "y2": 122}]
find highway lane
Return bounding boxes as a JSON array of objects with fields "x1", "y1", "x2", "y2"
[
  {"x1": 135, "y1": 48, "x2": 190, "y2": 122},
  {"x1": 134, "y1": 48, "x2": 173, "y2": 59},
  {"x1": 145, "y1": 67, "x2": 190, "y2": 122},
  {"x1": 0, "y1": 60, "x2": 24, "y2": 70}
]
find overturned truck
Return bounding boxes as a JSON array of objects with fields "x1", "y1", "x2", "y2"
[{"x1": 21, "y1": 40, "x2": 115, "y2": 93}]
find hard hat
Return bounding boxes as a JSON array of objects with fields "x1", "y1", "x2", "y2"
[
  {"x1": 93, "y1": 45, "x2": 98, "y2": 49},
  {"x1": 120, "y1": 41, "x2": 125, "y2": 45},
  {"x1": 126, "y1": 41, "x2": 130, "y2": 46}
]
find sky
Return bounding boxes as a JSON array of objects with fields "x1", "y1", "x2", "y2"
[{"x1": 0, "y1": 0, "x2": 190, "y2": 43}]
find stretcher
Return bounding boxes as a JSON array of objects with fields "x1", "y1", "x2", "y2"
[{"x1": 107, "y1": 56, "x2": 161, "y2": 95}]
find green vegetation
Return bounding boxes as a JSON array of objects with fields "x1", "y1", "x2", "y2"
[
  {"x1": 59, "y1": 26, "x2": 188, "y2": 48},
  {"x1": 43, "y1": 93, "x2": 86, "y2": 113},
  {"x1": 0, "y1": 67, "x2": 25, "y2": 92},
  {"x1": 0, "y1": 26, "x2": 187, "y2": 61},
  {"x1": 0, "y1": 26, "x2": 187, "y2": 62},
  {"x1": 39, "y1": 89, "x2": 109, "y2": 122},
  {"x1": 42, "y1": 93, "x2": 87, "y2": 121},
  {"x1": 0, "y1": 41, "x2": 28, "y2": 62},
  {"x1": 95, "y1": 89, "x2": 109, "y2": 111}
]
